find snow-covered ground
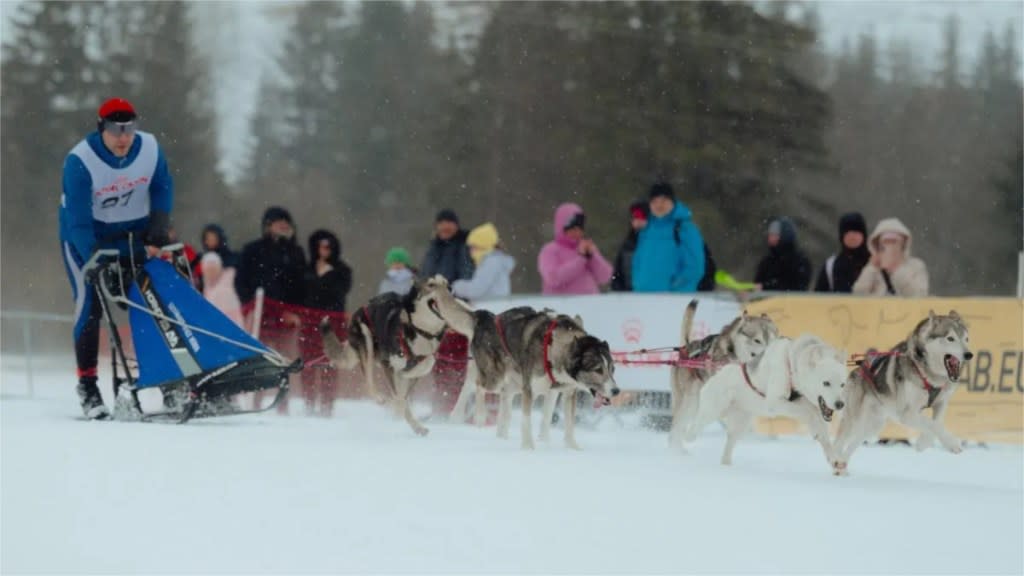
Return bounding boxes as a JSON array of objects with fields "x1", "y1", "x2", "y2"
[{"x1": 3, "y1": 361, "x2": 1022, "y2": 574}]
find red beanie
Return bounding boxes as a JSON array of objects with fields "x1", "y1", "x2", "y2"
[
  {"x1": 631, "y1": 207, "x2": 647, "y2": 221},
  {"x1": 98, "y1": 98, "x2": 136, "y2": 120}
]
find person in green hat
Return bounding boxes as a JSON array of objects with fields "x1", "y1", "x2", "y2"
[{"x1": 378, "y1": 246, "x2": 416, "y2": 296}]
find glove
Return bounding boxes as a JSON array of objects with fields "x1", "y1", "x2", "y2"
[{"x1": 144, "y1": 211, "x2": 171, "y2": 247}]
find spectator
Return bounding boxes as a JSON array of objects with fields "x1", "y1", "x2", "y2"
[
  {"x1": 754, "y1": 217, "x2": 812, "y2": 292},
  {"x1": 200, "y1": 252, "x2": 244, "y2": 327},
  {"x1": 305, "y1": 229, "x2": 352, "y2": 312},
  {"x1": 452, "y1": 222, "x2": 516, "y2": 301},
  {"x1": 378, "y1": 247, "x2": 416, "y2": 296},
  {"x1": 611, "y1": 201, "x2": 648, "y2": 292},
  {"x1": 631, "y1": 182, "x2": 706, "y2": 293},
  {"x1": 235, "y1": 207, "x2": 306, "y2": 415},
  {"x1": 235, "y1": 206, "x2": 307, "y2": 307},
  {"x1": 853, "y1": 218, "x2": 929, "y2": 297},
  {"x1": 814, "y1": 212, "x2": 870, "y2": 293},
  {"x1": 420, "y1": 209, "x2": 474, "y2": 283},
  {"x1": 198, "y1": 223, "x2": 237, "y2": 268},
  {"x1": 538, "y1": 203, "x2": 614, "y2": 295},
  {"x1": 302, "y1": 230, "x2": 351, "y2": 418}
]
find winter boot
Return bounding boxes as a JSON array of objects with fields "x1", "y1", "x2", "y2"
[{"x1": 77, "y1": 377, "x2": 110, "y2": 420}]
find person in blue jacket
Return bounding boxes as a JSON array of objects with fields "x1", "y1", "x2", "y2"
[
  {"x1": 59, "y1": 98, "x2": 174, "y2": 419},
  {"x1": 631, "y1": 181, "x2": 706, "y2": 293}
]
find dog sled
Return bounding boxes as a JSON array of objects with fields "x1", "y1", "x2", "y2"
[{"x1": 83, "y1": 246, "x2": 303, "y2": 423}]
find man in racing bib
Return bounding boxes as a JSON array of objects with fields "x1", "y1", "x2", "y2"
[{"x1": 59, "y1": 98, "x2": 174, "y2": 419}]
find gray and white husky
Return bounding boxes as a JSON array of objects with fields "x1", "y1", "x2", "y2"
[
  {"x1": 669, "y1": 300, "x2": 780, "y2": 450},
  {"x1": 446, "y1": 306, "x2": 618, "y2": 450},
  {"x1": 831, "y1": 310, "x2": 973, "y2": 476},
  {"x1": 320, "y1": 275, "x2": 455, "y2": 436}
]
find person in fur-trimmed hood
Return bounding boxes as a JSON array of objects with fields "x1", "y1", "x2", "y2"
[{"x1": 852, "y1": 217, "x2": 929, "y2": 297}]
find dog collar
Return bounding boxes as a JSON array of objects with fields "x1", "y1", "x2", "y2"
[
  {"x1": 741, "y1": 363, "x2": 764, "y2": 398},
  {"x1": 542, "y1": 320, "x2": 559, "y2": 386}
]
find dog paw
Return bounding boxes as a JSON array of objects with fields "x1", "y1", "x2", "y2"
[
  {"x1": 565, "y1": 440, "x2": 581, "y2": 451},
  {"x1": 414, "y1": 426, "x2": 430, "y2": 437},
  {"x1": 832, "y1": 461, "x2": 848, "y2": 476},
  {"x1": 521, "y1": 441, "x2": 536, "y2": 451},
  {"x1": 916, "y1": 435, "x2": 935, "y2": 452},
  {"x1": 946, "y1": 441, "x2": 963, "y2": 454}
]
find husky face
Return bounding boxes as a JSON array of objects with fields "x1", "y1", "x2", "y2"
[
  {"x1": 567, "y1": 335, "x2": 619, "y2": 405},
  {"x1": 725, "y1": 313, "x2": 780, "y2": 362},
  {"x1": 407, "y1": 275, "x2": 452, "y2": 334},
  {"x1": 797, "y1": 344, "x2": 849, "y2": 423},
  {"x1": 917, "y1": 310, "x2": 973, "y2": 383}
]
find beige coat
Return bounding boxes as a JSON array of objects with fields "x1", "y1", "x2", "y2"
[{"x1": 852, "y1": 218, "x2": 929, "y2": 297}]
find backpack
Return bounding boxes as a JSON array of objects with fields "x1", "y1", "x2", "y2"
[{"x1": 673, "y1": 221, "x2": 717, "y2": 292}]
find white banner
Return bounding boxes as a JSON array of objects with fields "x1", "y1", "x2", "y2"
[{"x1": 475, "y1": 293, "x2": 744, "y2": 392}]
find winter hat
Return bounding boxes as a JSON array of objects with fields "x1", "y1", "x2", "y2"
[
  {"x1": 435, "y1": 209, "x2": 459, "y2": 225},
  {"x1": 767, "y1": 217, "x2": 797, "y2": 245},
  {"x1": 648, "y1": 181, "x2": 675, "y2": 201},
  {"x1": 467, "y1": 222, "x2": 499, "y2": 250},
  {"x1": 98, "y1": 98, "x2": 136, "y2": 122},
  {"x1": 261, "y1": 206, "x2": 294, "y2": 228},
  {"x1": 629, "y1": 200, "x2": 648, "y2": 221},
  {"x1": 385, "y1": 247, "x2": 411, "y2": 267},
  {"x1": 838, "y1": 212, "x2": 868, "y2": 241}
]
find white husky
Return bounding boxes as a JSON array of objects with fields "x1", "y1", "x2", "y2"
[{"x1": 685, "y1": 334, "x2": 849, "y2": 469}]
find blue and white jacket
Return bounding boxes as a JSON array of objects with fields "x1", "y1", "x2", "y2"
[{"x1": 59, "y1": 130, "x2": 174, "y2": 259}]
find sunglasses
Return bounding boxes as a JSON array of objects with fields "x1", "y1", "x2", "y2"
[{"x1": 102, "y1": 120, "x2": 137, "y2": 136}]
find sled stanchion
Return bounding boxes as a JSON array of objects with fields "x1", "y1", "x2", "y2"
[
  {"x1": 251, "y1": 288, "x2": 265, "y2": 340},
  {"x1": 21, "y1": 316, "x2": 34, "y2": 398}
]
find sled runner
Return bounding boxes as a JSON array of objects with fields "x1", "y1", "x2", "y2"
[{"x1": 83, "y1": 246, "x2": 302, "y2": 423}]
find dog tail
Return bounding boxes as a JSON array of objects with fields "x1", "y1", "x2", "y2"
[
  {"x1": 682, "y1": 299, "x2": 698, "y2": 346},
  {"x1": 320, "y1": 318, "x2": 360, "y2": 370}
]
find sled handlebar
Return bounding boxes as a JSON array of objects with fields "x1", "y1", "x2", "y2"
[{"x1": 82, "y1": 249, "x2": 123, "y2": 282}]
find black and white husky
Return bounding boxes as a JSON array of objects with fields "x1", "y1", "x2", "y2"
[
  {"x1": 320, "y1": 276, "x2": 454, "y2": 436},
  {"x1": 831, "y1": 310, "x2": 973, "y2": 476}
]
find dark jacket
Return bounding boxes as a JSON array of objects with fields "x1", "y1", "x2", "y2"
[
  {"x1": 814, "y1": 212, "x2": 871, "y2": 294},
  {"x1": 419, "y1": 229, "x2": 474, "y2": 283},
  {"x1": 235, "y1": 234, "x2": 307, "y2": 305},
  {"x1": 304, "y1": 230, "x2": 352, "y2": 312},
  {"x1": 754, "y1": 218, "x2": 812, "y2": 292},
  {"x1": 611, "y1": 200, "x2": 646, "y2": 292}
]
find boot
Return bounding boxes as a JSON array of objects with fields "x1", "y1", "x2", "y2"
[{"x1": 77, "y1": 377, "x2": 110, "y2": 420}]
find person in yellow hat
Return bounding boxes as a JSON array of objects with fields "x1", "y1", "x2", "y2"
[{"x1": 452, "y1": 223, "x2": 516, "y2": 302}]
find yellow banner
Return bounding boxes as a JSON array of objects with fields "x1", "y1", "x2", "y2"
[{"x1": 744, "y1": 296, "x2": 1023, "y2": 444}]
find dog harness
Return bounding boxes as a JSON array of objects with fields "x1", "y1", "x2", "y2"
[
  {"x1": 856, "y1": 351, "x2": 941, "y2": 409},
  {"x1": 494, "y1": 315, "x2": 514, "y2": 358},
  {"x1": 741, "y1": 354, "x2": 798, "y2": 401},
  {"x1": 542, "y1": 319, "x2": 559, "y2": 386}
]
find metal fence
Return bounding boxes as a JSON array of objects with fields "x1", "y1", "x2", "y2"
[{"x1": 1, "y1": 310, "x2": 73, "y2": 397}]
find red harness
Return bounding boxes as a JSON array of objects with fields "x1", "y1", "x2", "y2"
[
  {"x1": 741, "y1": 355, "x2": 794, "y2": 399},
  {"x1": 494, "y1": 315, "x2": 513, "y2": 357},
  {"x1": 360, "y1": 306, "x2": 415, "y2": 363},
  {"x1": 542, "y1": 320, "x2": 559, "y2": 386},
  {"x1": 855, "y1": 351, "x2": 939, "y2": 408}
]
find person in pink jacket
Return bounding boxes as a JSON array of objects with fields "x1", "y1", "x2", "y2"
[
  {"x1": 200, "y1": 252, "x2": 245, "y2": 328},
  {"x1": 538, "y1": 203, "x2": 614, "y2": 295}
]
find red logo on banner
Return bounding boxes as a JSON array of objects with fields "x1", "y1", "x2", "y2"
[{"x1": 622, "y1": 318, "x2": 643, "y2": 343}]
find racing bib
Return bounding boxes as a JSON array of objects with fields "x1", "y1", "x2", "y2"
[{"x1": 70, "y1": 131, "x2": 159, "y2": 224}]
